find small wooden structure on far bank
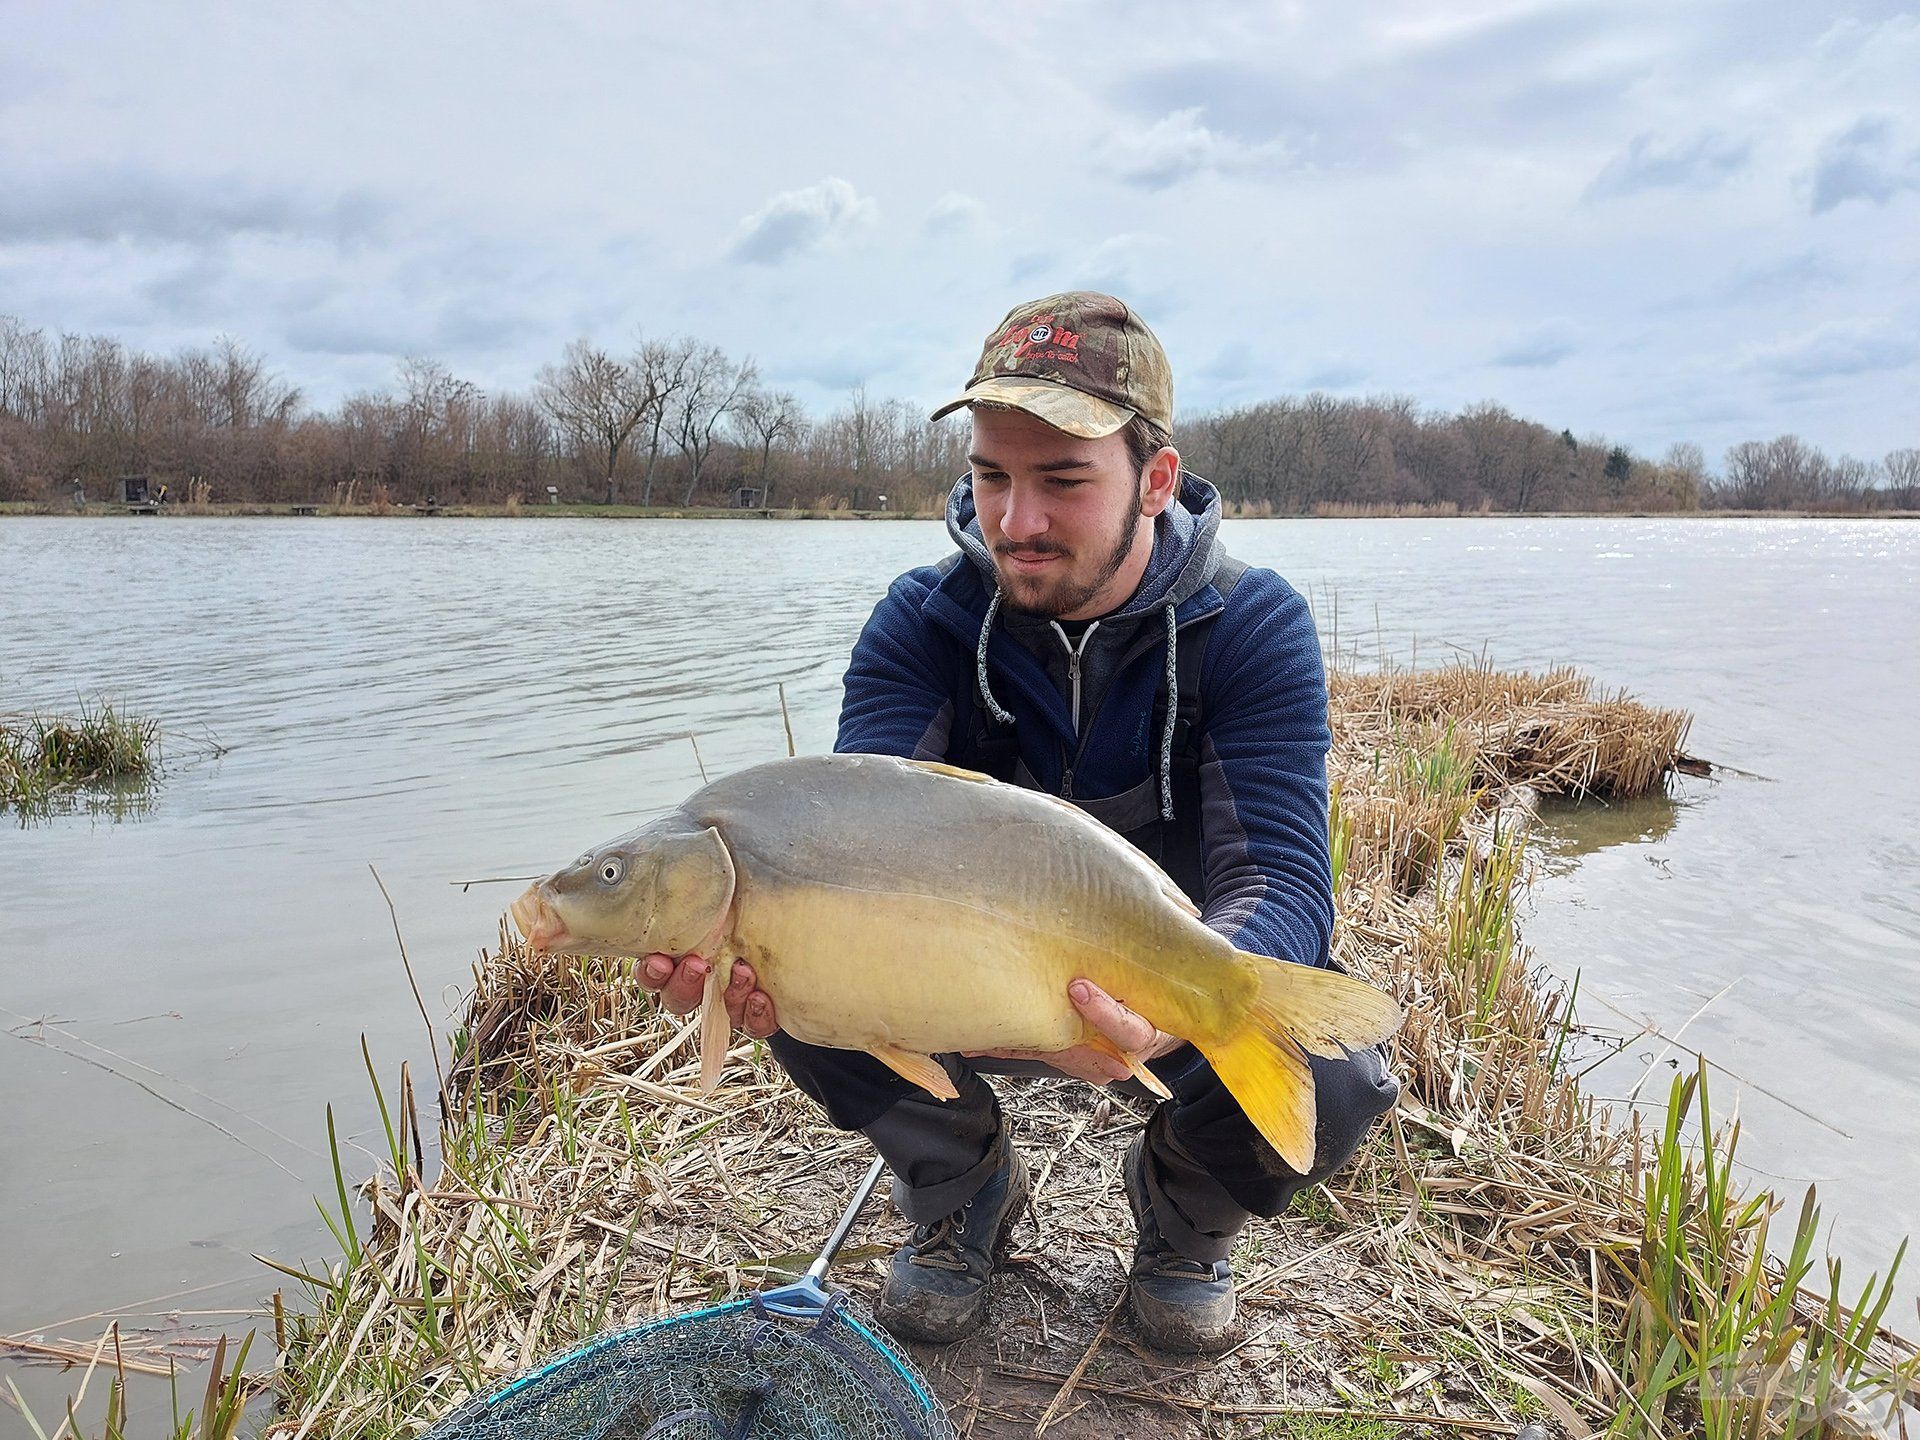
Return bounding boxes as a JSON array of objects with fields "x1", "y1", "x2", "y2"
[{"x1": 114, "y1": 475, "x2": 160, "y2": 515}]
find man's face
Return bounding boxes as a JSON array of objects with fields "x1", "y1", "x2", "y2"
[{"x1": 968, "y1": 406, "x2": 1159, "y2": 621}]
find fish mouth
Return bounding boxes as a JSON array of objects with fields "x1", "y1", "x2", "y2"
[{"x1": 510, "y1": 885, "x2": 573, "y2": 954}]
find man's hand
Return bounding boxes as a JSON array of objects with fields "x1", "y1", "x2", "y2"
[
  {"x1": 640, "y1": 954, "x2": 780, "y2": 1040},
  {"x1": 964, "y1": 978, "x2": 1182, "y2": 1084}
]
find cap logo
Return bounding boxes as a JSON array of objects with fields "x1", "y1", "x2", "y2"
[{"x1": 992, "y1": 313, "x2": 1083, "y2": 370}]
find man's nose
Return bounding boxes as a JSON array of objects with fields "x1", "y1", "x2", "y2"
[{"x1": 999, "y1": 482, "x2": 1049, "y2": 543}]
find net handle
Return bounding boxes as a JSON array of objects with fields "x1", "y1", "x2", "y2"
[{"x1": 805, "y1": 1155, "x2": 888, "y2": 1283}]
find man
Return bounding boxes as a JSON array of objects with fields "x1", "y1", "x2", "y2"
[{"x1": 638, "y1": 292, "x2": 1398, "y2": 1352}]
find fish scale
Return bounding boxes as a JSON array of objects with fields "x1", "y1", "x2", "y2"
[{"x1": 512, "y1": 753, "x2": 1402, "y2": 1173}]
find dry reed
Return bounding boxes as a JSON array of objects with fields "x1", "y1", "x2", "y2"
[{"x1": 228, "y1": 663, "x2": 1915, "y2": 1437}]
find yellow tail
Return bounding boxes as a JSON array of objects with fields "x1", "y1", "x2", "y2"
[{"x1": 1194, "y1": 952, "x2": 1402, "y2": 1175}]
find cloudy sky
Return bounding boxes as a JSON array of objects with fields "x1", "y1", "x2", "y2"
[{"x1": 3, "y1": 1, "x2": 1915, "y2": 461}]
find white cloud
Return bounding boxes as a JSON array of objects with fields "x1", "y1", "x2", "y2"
[
  {"x1": 1586, "y1": 131, "x2": 1751, "y2": 200},
  {"x1": 1, "y1": 3, "x2": 1917, "y2": 456},
  {"x1": 0, "y1": 165, "x2": 387, "y2": 245},
  {"x1": 1100, "y1": 108, "x2": 1292, "y2": 190},
  {"x1": 726, "y1": 177, "x2": 877, "y2": 265},
  {"x1": 1805, "y1": 116, "x2": 1920, "y2": 214},
  {"x1": 1492, "y1": 319, "x2": 1580, "y2": 370},
  {"x1": 1748, "y1": 320, "x2": 1918, "y2": 379},
  {"x1": 923, "y1": 192, "x2": 991, "y2": 238}
]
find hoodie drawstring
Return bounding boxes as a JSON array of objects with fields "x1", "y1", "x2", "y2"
[
  {"x1": 1158, "y1": 604, "x2": 1178, "y2": 821},
  {"x1": 976, "y1": 588, "x2": 1014, "y2": 725},
  {"x1": 978, "y1": 590, "x2": 1182, "y2": 822}
]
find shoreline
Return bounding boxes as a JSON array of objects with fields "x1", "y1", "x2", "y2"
[{"x1": 5, "y1": 501, "x2": 1917, "y2": 523}]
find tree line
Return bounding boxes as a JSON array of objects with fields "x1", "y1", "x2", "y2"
[
  {"x1": 1, "y1": 315, "x2": 1912, "y2": 515},
  {"x1": 1179, "y1": 397, "x2": 1917, "y2": 515}
]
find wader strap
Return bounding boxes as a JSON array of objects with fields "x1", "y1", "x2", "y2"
[
  {"x1": 1143, "y1": 556, "x2": 1247, "y2": 901},
  {"x1": 961, "y1": 554, "x2": 1252, "y2": 896}
]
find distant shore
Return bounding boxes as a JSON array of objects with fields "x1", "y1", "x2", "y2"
[
  {"x1": 0, "y1": 500, "x2": 935, "y2": 521},
  {"x1": 4, "y1": 500, "x2": 1916, "y2": 522}
]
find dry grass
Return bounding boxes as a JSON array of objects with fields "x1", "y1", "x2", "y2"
[{"x1": 226, "y1": 664, "x2": 1917, "y2": 1436}]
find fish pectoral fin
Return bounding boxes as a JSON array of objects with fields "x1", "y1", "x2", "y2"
[
  {"x1": 1081, "y1": 1031, "x2": 1174, "y2": 1099},
  {"x1": 698, "y1": 958, "x2": 732, "y2": 1093},
  {"x1": 868, "y1": 1045, "x2": 960, "y2": 1101},
  {"x1": 904, "y1": 759, "x2": 997, "y2": 785}
]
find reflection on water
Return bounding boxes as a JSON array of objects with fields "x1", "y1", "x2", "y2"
[
  {"x1": 1534, "y1": 788, "x2": 1686, "y2": 867},
  {"x1": 6, "y1": 771, "x2": 163, "y2": 826},
  {"x1": 1, "y1": 514, "x2": 1916, "y2": 1411}
]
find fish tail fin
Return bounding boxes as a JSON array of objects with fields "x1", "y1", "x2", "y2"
[
  {"x1": 1194, "y1": 1022, "x2": 1317, "y2": 1174},
  {"x1": 698, "y1": 959, "x2": 732, "y2": 1092},
  {"x1": 1195, "y1": 952, "x2": 1404, "y2": 1175}
]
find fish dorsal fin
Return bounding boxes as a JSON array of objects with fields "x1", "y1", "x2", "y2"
[
  {"x1": 908, "y1": 757, "x2": 1204, "y2": 918},
  {"x1": 1157, "y1": 873, "x2": 1201, "y2": 917},
  {"x1": 903, "y1": 759, "x2": 997, "y2": 785}
]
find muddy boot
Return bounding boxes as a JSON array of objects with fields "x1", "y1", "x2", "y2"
[
  {"x1": 875, "y1": 1145, "x2": 1030, "y2": 1344},
  {"x1": 1123, "y1": 1132, "x2": 1236, "y2": 1352}
]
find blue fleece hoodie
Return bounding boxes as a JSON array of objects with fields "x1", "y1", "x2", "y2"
[{"x1": 834, "y1": 472, "x2": 1334, "y2": 972}]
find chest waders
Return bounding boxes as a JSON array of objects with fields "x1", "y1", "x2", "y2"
[{"x1": 955, "y1": 556, "x2": 1249, "y2": 905}]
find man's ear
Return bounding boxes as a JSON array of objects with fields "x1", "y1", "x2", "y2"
[{"x1": 1139, "y1": 445, "x2": 1181, "y2": 518}]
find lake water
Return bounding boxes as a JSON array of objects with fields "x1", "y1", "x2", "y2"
[{"x1": 2, "y1": 515, "x2": 1916, "y2": 1414}]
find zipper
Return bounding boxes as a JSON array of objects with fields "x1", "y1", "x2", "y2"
[
  {"x1": 1045, "y1": 602, "x2": 1226, "y2": 803},
  {"x1": 1049, "y1": 620, "x2": 1100, "y2": 797},
  {"x1": 1048, "y1": 620, "x2": 1100, "y2": 733}
]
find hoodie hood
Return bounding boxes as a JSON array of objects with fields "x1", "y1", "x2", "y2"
[{"x1": 943, "y1": 469, "x2": 1225, "y2": 617}]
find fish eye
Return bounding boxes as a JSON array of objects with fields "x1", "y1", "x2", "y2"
[{"x1": 599, "y1": 858, "x2": 624, "y2": 885}]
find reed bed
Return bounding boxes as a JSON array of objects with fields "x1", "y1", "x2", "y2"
[
  {"x1": 232, "y1": 664, "x2": 1916, "y2": 1436},
  {"x1": 0, "y1": 699, "x2": 159, "y2": 814}
]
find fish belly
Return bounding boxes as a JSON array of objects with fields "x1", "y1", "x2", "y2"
[{"x1": 734, "y1": 881, "x2": 1102, "y2": 1052}]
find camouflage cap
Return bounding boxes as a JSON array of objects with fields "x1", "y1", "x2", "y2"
[{"x1": 929, "y1": 292, "x2": 1173, "y2": 439}]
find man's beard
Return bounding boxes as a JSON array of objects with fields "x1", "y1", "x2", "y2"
[{"x1": 995, "y1": 500, "x2": 1142, "y2": 619}]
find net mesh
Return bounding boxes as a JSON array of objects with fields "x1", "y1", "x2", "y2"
[{"x1": 425, "y1": 1289, "x2": 956, "y2": 1440}]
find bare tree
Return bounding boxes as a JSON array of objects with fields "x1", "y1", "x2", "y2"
[
  {"x1": 1883, "y1": 448, "x2": 1920, "y2": 509},
  {"x1": 1828, "y1": 454, "x2": 1875, "y2": 507},
  {"x1": 634, "y1": 337, "x2": 696, "y2": 506},
  {"x1": 1654, "y1": 441, "x2": 1709, "y2": 510},
  {"x1": 732, "y1": 388, "x2": 806, "y2": 507},
  {"x1": 1720, "y1": 435, "x2": 1831, "y2": 509},
  {"x1": 673, "y1": 346, "x2": 758, "y2": 504},
  {"x1": 536, "y1": 340, "x2": 652, "y2": 503},
  {"x1": 0, "y1": 316, "x2": 52, "y2": 421}
]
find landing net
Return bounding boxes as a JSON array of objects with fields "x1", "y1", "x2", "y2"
[{"x1": 424, "y1": 1159, "x2": 955, "y2": 1440}]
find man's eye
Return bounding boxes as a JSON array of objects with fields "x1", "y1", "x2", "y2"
[{"x1": 974, "y1": 470, "x2": 1008, "y2": 484}]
